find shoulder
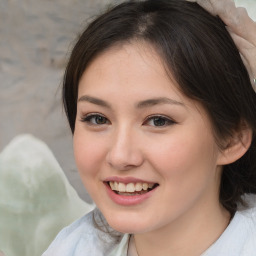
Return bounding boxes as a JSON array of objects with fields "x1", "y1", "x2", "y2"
[
  {"x1": 42, "y1": 208, "x2": 129, "y2": 256},
  {"x1": 204, "y1": 194, "x2": 256, "y2": 256},
  {"x1": 235, "y1": 194, "x2": 256, "y2": 253},
  {"x1": 235, "y1": 193, "x2": 256, "y2": 234}
]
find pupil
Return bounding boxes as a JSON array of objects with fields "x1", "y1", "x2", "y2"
[
  {"x1": 96, "y1": 116, "x2": 106, "y2": 124},
  {"x1": 153, "y1": 117, "x2": 166, "y2": 126}
]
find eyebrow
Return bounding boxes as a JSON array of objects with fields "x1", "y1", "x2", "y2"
[
  {"x1": 78, "y1": 95, "x2": 184, "y2": 109},
  {"x1": 136, "y1": 97, "x2": 185, "y2": 108},
  {"x1": 78, "y1": 95, "x2": 111, "y2": 108}
]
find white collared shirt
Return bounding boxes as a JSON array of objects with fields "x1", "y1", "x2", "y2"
[{"x1": 43, "y1": 195, "x2": 256, "y2": 256}]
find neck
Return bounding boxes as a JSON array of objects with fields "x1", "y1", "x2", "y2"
[{"x1": 134, "y1": 200, "x2": 231, "y2": 256}]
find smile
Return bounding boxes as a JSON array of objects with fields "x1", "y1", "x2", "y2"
[
  {"x1": 104, "y1": 177, "x2": 159, "y2": 205},
  {"x1": 108, "y1": 181, "x2": 158, "y2": 195}
]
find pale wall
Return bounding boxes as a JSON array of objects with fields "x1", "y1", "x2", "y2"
[{"x1": 0, "y1": 0, "x2": 123, "y2": 202}]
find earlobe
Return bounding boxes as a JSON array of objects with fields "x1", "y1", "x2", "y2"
[{"x1": 217, "y1": 124, "x2": 252, "y2": 165}]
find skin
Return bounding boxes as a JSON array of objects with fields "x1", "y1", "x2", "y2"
[
  {"x1": 187, "y1": 0, "x2": 256, "y2": 90},
  {"x1": 73, "y1": 42, "x2": 232, "y2": 255}
]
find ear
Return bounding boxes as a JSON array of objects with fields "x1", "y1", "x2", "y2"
[{"x1": 217, "y1": 123, "x2": 252, "y2": 165}]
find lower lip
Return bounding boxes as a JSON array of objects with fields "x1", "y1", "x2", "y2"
[{"x1": 104, "y1": 183, "x2": 158, "y2": 206}]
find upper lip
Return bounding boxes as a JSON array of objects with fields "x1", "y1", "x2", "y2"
[{"x1": 104, "y1": 176, "x2": 158, "y2": 184}]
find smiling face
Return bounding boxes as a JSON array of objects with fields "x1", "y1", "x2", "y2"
[{"x1": 73, "y1": 42, "x2": 226, "y2": 235}]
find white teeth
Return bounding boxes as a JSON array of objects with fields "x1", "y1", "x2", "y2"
[
  {"x1": 109, "y1": 181, "x2": 115, "y2": 190},
  {"x1": 126, "y1": 183, "x2": 135, "y2": 192},
  {"x1": 114, "y1": 181, "x2": 118, "y2": 190},
  {"x1": 108, "y1": 181, "x2": 156, "y2": 193},
  {"x1": 142, "y1": 183, "x2": 148, "y2": 190},
  {"x1": 135, "y1": 183, "x2": 142, "y2": 191},
  {"x1": 118, "y1": 183, "x2": 126, "y2": 192},
  {"x1": 148, "y1": 183, "x2": 154, "y2": 189}
]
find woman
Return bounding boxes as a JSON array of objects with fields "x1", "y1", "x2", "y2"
[{"x1": 43, "y1": 0, "x2": 256, "y2": 255}]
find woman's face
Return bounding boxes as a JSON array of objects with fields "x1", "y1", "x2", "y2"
[{"x1": 74, "y1": 43, "x2": 225, "y2": 234}]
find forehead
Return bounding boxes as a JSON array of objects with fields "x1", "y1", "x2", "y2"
[
  {"x1": 78, "y1": 41, "x2": 211, "y2": 118},
  {"x1": 84, "y1": 42, "x2": 164, "y2": 75},
  {"x1": 79, "y1": 42, "x2": 210, "y2": 111},
  {"x1": 78, "y1": 41, "x2": 181, "y2": 97}
]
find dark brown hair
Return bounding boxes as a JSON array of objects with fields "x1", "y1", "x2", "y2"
[{"x1": 63, "y1": 0, "x2": 256, "y2": 214}]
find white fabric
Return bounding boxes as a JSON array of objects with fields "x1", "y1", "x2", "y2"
[
  {"x1": 43, "y1": 195, "x2": 256, "y2": 256},
  {"x1": 42, "y1": 208, "x2": 129, "y2": 256},
  {"x1": 202, "y1": 195, "x2": 256, "y2": 256}
]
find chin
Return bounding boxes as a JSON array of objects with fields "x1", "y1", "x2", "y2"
[{"x1": 104, "y1": 212, "x2": 152, "y2": 234}]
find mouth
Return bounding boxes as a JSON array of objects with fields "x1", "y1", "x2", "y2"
[{"x1": 105, "y1": 181, "x2": 159, "y2": 196}]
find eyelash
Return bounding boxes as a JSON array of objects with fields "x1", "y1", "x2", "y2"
[
  {"x1": 143, "y1": 115, "x2": 176, "y2": 127},
  {"x1": 80, "y1": 113, "x2": 176, "y2": 127},
  {"x1": 80, "y1": 113, "x2": 110, "y2": 125}
]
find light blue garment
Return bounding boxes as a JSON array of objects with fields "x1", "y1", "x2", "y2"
[
  {"x1": 202, "y1": 194, "x2": 256, "y2": 256},
  {"x1": 43, "y1": 195, "x2": 256, "y2": 256},
  {"x1": 42, "y1": 208, "x2": 129, "y2": 256}
]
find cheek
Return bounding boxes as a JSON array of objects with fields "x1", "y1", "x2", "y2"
[
  {"x1": 73, "y1": 130, "x2": 105, "y2": 181},
  {"x1": 148, "y1": 129, "x2": 218, "y2": 186},
  {"x1": 147, "y1": 132, "x2": 220, "y2": 219}
]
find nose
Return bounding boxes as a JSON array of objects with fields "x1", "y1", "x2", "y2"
[{"x1": 106, "y1": 127, "x2": 144, "y2": 171}]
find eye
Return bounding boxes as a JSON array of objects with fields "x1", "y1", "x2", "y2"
[
  {"x1": 80, "y1": 113, "x2": 110, "y2": 125},
  {"x1": 143, "y1": 115, "x2": 175, "y2": 127}
]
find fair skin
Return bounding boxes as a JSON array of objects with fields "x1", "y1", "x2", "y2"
[{"x1": 74, "y1": 42, "x2": 234, "y2": 256}]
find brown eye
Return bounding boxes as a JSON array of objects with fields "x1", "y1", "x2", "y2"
[
  {"x1": 152, "y1": 117, "x2": 167, "y2": 126},
  {"x1": 144, "y1": 115, "x2": 175, "y2": 127},
  {"x1": 81, "y1": 114, "x2": 109, "y2": 125}
]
